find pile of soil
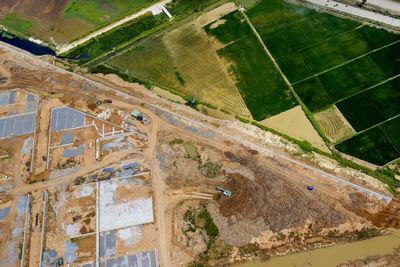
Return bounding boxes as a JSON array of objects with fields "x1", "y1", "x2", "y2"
[{"x1": 219, "y1": 152, "x2": 345, "y2": 232}]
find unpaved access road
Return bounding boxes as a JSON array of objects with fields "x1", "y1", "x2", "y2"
[
  {"x1": 57, "y1": 0, "x2": 172, "y2": 54},
  {"x1": 305, "y1": 0, "x2": 400, "y2": 28}
]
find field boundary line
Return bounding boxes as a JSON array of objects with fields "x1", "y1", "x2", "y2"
[
  {"x1": 0, "y1": 41, "x2": 391, "y2": 202},
  {"x1": 240, "y1": 9, "x2": 306, "y2": 106},
  {"x1": 292, "y1": 39, "x2": 400, "y2": 85},
  {"x1": 295, "y1": 25, "x2": 364, "y2": 54},
  {"x1": 332, "y1": 74, "x2": 400, "y2": 106},
  {"x1": 343, "y1": 113, "x2": 400, "y2": 138},
  {"x1": 334, "y1": 114, "x2": 400, "y2": 165}
]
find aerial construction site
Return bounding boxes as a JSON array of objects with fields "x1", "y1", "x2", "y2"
[{"x1": 1, "y1": 27, "x2": 400, "y2": 266}]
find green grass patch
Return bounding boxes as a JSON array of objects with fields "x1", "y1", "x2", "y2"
[
  {"x1": 205, "y1": 11, "x2": 297, "y2": 120},
  {"x1": 336, "y1": 77, "x2": 400, "y2": 132},
  {"x1": 0, "y1": 13, "x2": 34, "y2": 33},
  {"x1": 335, "y1": 116, "x2": 400, "y2": 166},
  {"x1": 198, "y1": 208, "x2": 219, "y2": 237},
  {"x1": 63, "y1": 0, "x2": 154, "y2": 25},
  {"x1": 199, "y1": 160, "x2": 222, "y2": 178},
  {"x1": 165, "y1": 0, "x2": 220, "y2": 18},
  {"x1": 62, "y1": 12, "x2": 168, "y2": 61},
  {"x1": 235, "y1": 115, "x2": 250, "y2": 123},
  {"x1": 184, "y1": 143, "x2": 199, "y2": 159}
]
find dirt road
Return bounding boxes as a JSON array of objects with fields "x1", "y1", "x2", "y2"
[
  {"x1": 147, "y1": 119, "x2": 171, "y2": 267},
  {"x1": 57, "y1": 0, "x2": 172, "y2": 54}
]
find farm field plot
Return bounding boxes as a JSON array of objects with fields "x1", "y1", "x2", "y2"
[
  {"x1": 204, "y1": 11, "x2": 297, "y2": 120},
  {"x1": 107, "y1": 5, "x2": 251, "y2": 117},
  {"x1": 247, "y1": 0, "x2": 400, "y2": 84},
  {"x1": 62, "y1": 12, "x2": 168, "y2": 61},
  {"x1": 63, "y1": 0, "x2": 154, "y2": 25},
  {"x1": 314, "y1": 106, "x2": 356, "y2": 143},
  {"x1": 335, "y1": 77, "x2": 400, "y2": 132},
  {"x1": 294, "y1": 42, "x2": 400, "y2": 113},
  {"x1": 245, "y1": 0, "x2": 400, "y2": 165},
  {"x1": 0, "y1": 0, "x2": 158, "y2": 44},
  {"x1": 335, "y1": 116, "x2": 400, "y2": 166}
]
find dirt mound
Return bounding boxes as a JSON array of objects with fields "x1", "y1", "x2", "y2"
[
  {"x1": 346, "y1": 196, "x2": 400, "y2": 229},
  {"x1": 218, "y1": 173, "x2": 252, "y2": 217},
  {"x1": 221, "y1": 152, "x2": 345, "y2": 232}
]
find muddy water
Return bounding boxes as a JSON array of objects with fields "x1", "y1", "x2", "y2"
[{"x1": 236, "y1": 230, "x2": 400, "y2": 267}]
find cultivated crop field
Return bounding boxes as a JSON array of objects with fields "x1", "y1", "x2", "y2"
[
  {"x1": 63, "y1": 0, "x2": 154, "y2": 25},
  {"x1": 335, "y1": 116, "x2": 400, "y2": 166},
  {"x1": 245, "y1": 0, "x2": 400, "y2": 165},
  {"x1": 0, "y1": 0, "x2": 157, "y2": 44},
  {"x1": 106, "y1": 5, "x2": 251, "y2": 117},
  {"x1": 204, "y1": 11, "x2": 297, "y2": 120}
]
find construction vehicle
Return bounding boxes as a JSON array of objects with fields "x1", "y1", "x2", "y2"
[
  {"x1": 56, "y1": 257, "x2": 63, "y2": 267},
  {"x1": 95, "y1": 96, "x2": 101, "y2": 105},
  {"x1": 216, "y1": 186, "x2": 231, "y2": 197}
]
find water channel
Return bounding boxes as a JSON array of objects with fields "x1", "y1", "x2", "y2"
[{"x1": 236, "y1": 230, "x2": 400, "y2": 267}]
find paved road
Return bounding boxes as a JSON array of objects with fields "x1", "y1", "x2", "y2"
[
  {"x1": 57, "y1": 0, "x2": 172, "y2": 54},
  {"x1": 0, "y1": 41, "x2": 392, "y2": 204},
  {"x1": 367, "y1": 0, "x2": 400, "y2": 13},
  {"x1": 306, "y1": 0, "x2": 400, "y2": 28}
]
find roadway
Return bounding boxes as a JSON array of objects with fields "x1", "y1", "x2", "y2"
[{"x1": 306, "y1": 0, "x2": 400, "y2": 28}]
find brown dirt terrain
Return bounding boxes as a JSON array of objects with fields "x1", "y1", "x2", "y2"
[{"x1": 0, "y1": 0, "x2": 94, "y2": 43}]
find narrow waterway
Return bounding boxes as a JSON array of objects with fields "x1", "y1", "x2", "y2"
[
  {"x1": 236, "y1": 230, "x2": 400, "y2": 267},
  {"x1": 0, "y1": 31, "x2": 56, "y2": 56}
]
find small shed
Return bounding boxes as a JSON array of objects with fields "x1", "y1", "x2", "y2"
[{"x1": 131, "y1": 110, "x2": 141, "y2": 118}]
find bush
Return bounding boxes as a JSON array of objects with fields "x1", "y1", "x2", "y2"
[
  {"x1": 235, "y1": 115, "x2": 250, "y2": 124},
  {"x1": 198, "y1": 208, "x2": 219, "y2": 237}
]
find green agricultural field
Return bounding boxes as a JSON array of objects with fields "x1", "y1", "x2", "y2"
[
  {"x1": 335, "y1": 116, "x2": 400, "y2": 166},
  {"x1": 247, "y1": 0, "x2": 399, "y2": 82},
  {"x1": 62, "y1": 12, "x2": 168, "y2": 61},
  {"x1": 336, "y1": 77, "x2": 400, "y2": 132},
  {"x1": 0, "y1": 13, "x2": 34, "y2": 34},
  {"x1": 107, "y1": 18, "x2": 250, "y2": 116},
  {"x1": 205, "y1": 11, "x2": 297, "y2": 120},
  {"x1": 63, "y1": 0, "x2": 153, "y2": 25},
  {"x1": 244, "y1": 0, "x2": 400, "y2": 165},
  {"x1": 293, "y1": 42, "x2": 399, "y2": 113}
]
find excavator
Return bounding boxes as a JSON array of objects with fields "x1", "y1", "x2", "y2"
[
  {"x1": 95, "y1": 96, "x2": 101, "y2": 105},
  {"x1": 56, "y1": 257, "x2": 63, "y2": 267},
  {"x1": 216, "y1": 186, "x2": 231, "y2": 197}
]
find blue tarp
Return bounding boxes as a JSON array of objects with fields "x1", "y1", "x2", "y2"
[
  {"x1": 103, "y1": 168, "x2": 114, "y2": 173},
  {"x1": 122, "y1": 162, "x2": 138, "y2": 169}
]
